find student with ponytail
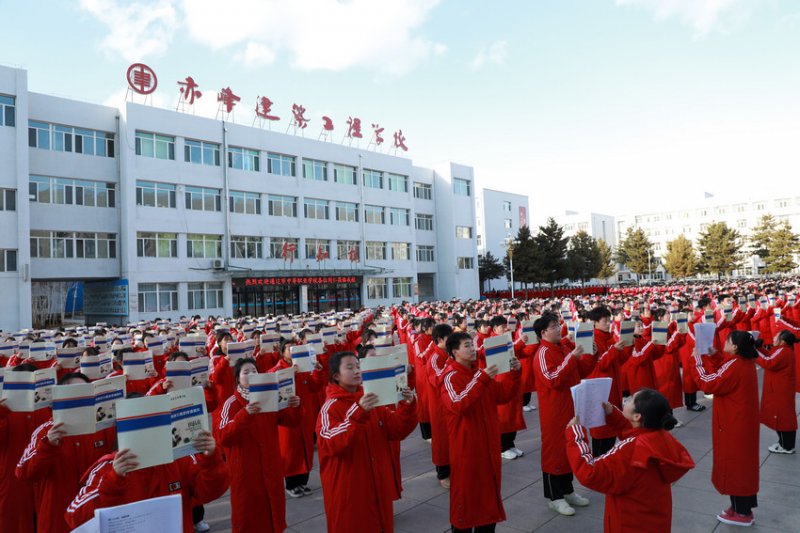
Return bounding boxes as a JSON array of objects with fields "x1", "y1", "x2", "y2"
[
  {"x1": 566, "y1": 389, "x2": 695, "y2": 533},
  {"x1": 756, "y1": 330, "x2": 797, "y2": 454}
]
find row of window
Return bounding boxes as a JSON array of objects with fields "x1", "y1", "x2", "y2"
[
  {"x1": 29, "y1": 176, "x2": 116, "y2": 208},
  {"x1": 138, "y1": 282, "x2": 224, "y2": 313},
  {"x1": 30, "y1": 231, "x2": 117, "y2": 259},
  {"x1": 366, "y1": 277, "x2": 413, "y2": 300},
  {"x1": 0, "y1": 189, "x2": 15, "y2": 211},
  {"x1": 28, "y1": 120, "x2": 114, "y2": 157},
  {"x1": 0, "y1": 249, "x2": 17, "y2": 272}
]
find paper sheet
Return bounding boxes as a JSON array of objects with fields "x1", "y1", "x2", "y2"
[
  {"x1": 693, "y1": 322, "x2": 716, "y2": 356},
  {"x1": 570, "y1": 377, "x2": 613, "y2": 429},
  {"x1": 483, "y1": 333, "x2": 513, "y2": 374}
]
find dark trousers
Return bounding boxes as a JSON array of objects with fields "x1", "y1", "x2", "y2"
[
  {"x1": 778, "y1": 430, "x2": 796, "y2": 451},
  {"x1": 543, "y1": 472, "x2": 574, "y2": 500},
  {"x1": 286, "y1": 472, "x2": 310, "y2": 490},
  {"x1": 436, "y1": 465, "x2": 451, "y2": 480},
  {"x1": 684, "y1": 392, "x2": 697, "y2": 408},
  {"x1": 730, "y1": 495, "x2": 758, "y2": 515},
  {"x1": 192, "y1": 505, "x2": 205, "y2": 524},
  {"x1": 500, "y1": 431, "x2": 517, "y2": 452},
  {"x1": 592, "y1": 436, "x2": 616, "y2": 457},
  {"x1": 452, "y1": 524, "x2": 496, "y2": 533},
  {"x1": 420, "y1": 422, "x2": 432, "y2": 440},
  {"x1": 522, "y1": 391, "x2": 532, "y2": 406}
]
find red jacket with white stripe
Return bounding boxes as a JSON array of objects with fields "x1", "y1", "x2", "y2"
[
  {"x1": 65, "y1": 449, "x2": 229, "y2": 533},
  {"x1": 316, "y1": 383, "x2": 417, "y2": 533},
  {"x1": 15, "y1": 420, "x2": 116, "y2": 533},
  {"x1": 566, "y1": 409, "x2": 694, "y2": 533},
  {"x1": 426, "y1": 345, "x2": 451, "y2": 466},
  {"x1": 756, "y1": 346, "x2": 797, "y2": 432}
]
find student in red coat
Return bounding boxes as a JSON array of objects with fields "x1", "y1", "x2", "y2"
[
  {"x1": 566, "y1": 389, "x2": 695, "y2": 533},
  {"x1": 627, "y1": 321, "x2": 663, "y2": 395},
  {"x1": 217, "y1": 358, "x2": 302, "y2": 532},
  {"x1": 317, "y1": 351, "x2": 417, "y2": 533},
  {"x1": 426, "y1": 323, "x2": 454, "y2": 488},
  {"x1": 15, "y1": 372, "x2": 117, "y2": 533},
  {"x1": 413, "y1": 318, "x2": 435, "y2": 440},
  {"x1": 756, "y1": 331, "x2": 797, "y2": 453},
  {"x1": 533, "y1": 312, "x2": 596, "y2": 516},
  {"x1": 441, "y1": 331, "x2": 521, "y2": 532},
  {"x1": 691, "y1": 330, "x2": 760, "y2": 527}
]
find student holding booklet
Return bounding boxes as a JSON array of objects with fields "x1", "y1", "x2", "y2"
[{"x1": 217, "y1": 358, "x2": 301, "y2": 533}]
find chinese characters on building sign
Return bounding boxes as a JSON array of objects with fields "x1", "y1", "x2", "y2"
[{"x1": 241, "y1": 276, "x2": 358, "y2": 287}]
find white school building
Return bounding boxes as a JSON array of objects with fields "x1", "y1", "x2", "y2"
[{"x1": 0, "y1": 64, "x2": 484, "y2": 331}]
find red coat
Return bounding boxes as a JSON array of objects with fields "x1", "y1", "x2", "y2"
[
  {"x1": 270, "y1": 359, "x2": 323, "y2": 477},
  {"x1": 497, "y1": 338, "x2": 536, "y2": 434},
  {"x1": 15, "y1": 421, "x2": 116, "y2": 533},
  {"x1": 413, "y1": 338, "x2": 434, "y2": 423},
  {"x1": 317, "y1": 383, "x2": 417, "y2": 533},
  {"x1": 65, "y1": 449, "x2": 230, "y2": 533},
  {"x1": 588, "y1": 329, "x2": 630, "y2": 440},
  {"x1": 691, "y1": 353, "x2": 759, "y2": 496},
  {"x1": 441, "y1": 359, "x2": 520, "y2": 529},
  {"x1": 627, "y1": 338, "x2": 663, "y2": 394},
  {"x1": 0, "y1": 405, "x2": 52, "y2": 533},
  {"x1": 566, "y1": 409, "x2": 694, "y2": 533},
  {"x1": 654, "y1": 331, "x2": 686, "y2": 409},
  {"x1": 534, "y1": 340, "x2": 596, "y2": 474},
  {"x1": 756, "y1": 346, "x2": 797, "y2": 432},
  {"x1": 426, "y1": 345, "x2": 450, "y2": 466},
  {"x1": 217, "y1": 389, "x2": 301, "y2": 532}
]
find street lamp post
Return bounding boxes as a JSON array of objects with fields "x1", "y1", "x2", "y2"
[
  {"x1": 503, "y1": 235, "x2": 519, "y2": 299},
  {"x1": 648, "y1": 249, "x2": 652, "y2": 281}
]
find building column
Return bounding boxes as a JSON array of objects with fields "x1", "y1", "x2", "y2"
[{"x1": 299, "y1": 284, "x2": 308, "y2": 313}]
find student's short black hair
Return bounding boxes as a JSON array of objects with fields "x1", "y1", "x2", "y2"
[
  {"x1": 233, "y1": 357, "x2": 257, "y2": 385},
  {"x1": 12, "y1": 363, "x2": 38, "y2": 372},
  {"x1": 216, "y1": 330, "x2": 233, "y2": 344},
  {"x1": 432, "y1": 324, "x2": 454, "y2": 344},
  {"x1": 445, "y1": 332, "x2": 473, "y2": 358},
  {"x1": 586, "y1": 306, "x2": 611, "y2": 322},
  {"x1": 61, "y1": 338, "x2": 79, "y2": 348},
  {"x1": 168, "y1": 351, "x2": 190, "y2": 362},
  {"x1": 83, "y1": 346, "x2": 100, "y2": 356},
  {"x1": 488, "y1": 316, "x2": 508, "y2": 329},
  {"x1": 633, "y1": 388, "x2": 677, "y2": 430},
  {"x1": 728, "y1": 330, "x2": 758, "y2": 359},
  {"x1": 329, "y1": 351, "x2": 358, "y2": 382},
  {"x1": 420, "y1": 318, "x2": 435, "y2": 332},
  {"x1": 59, "y1": 372, "x2": 91, "y2": 385},
  {"x1": 533, "y1": 312, "x2": 560, "y2": 338},
  {"x1": 280, "y1": 337, "x2": 295, "y2": 355},
  {"x1": 777, "y1": 330, "x2": 797, "y2": 347},
  {"x1": 356, "y1": 344, "x2": 374, "y2": 359}
]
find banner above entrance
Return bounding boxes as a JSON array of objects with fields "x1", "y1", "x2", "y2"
[{"x1": 235, "y1": 276, "x2": 359, "y2": 287}]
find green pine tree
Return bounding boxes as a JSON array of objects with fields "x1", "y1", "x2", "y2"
[
  {"x1": 596, "y1": 239, "x2": 616, "y2": 280},
  {"x1": 764, "y1": 221, "x2": 800, "y2": 273},
  {"x1": 664, "y1": 235, "x2": 698, "y2": 279},
  {"x1": 616, "y1": 227, "x2": 653, "y2": 277},
  {"x1": 566, "y1": 230, "x2": 602, "y2": 283},
  {"x1": 697, "y1": 221, "x2": 743, "y2": 278}
]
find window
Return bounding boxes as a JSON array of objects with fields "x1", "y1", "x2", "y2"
[
  {"x1": 0, "y1": 95, "x2": 15, "y2": 127},
  {"x1": 413, "y1": 182, "x2": 432, "y2": 200},
  {"x1": 269, "y1": 238, "x2": 298, "y2": 259},
  {"x1": 229, "y1": 191, "x2": 261, "y2": 214},
  {"x1": 391, "y1": 242, "x2": 410, "y2": 261},
  {"x1": 416, "y1": 245, "x2": 434, "y2": 262},
  {"x1": 304, "y1": 198, "x2": 329, "y2": 220},
  {"x1": 415, "y1": 213, "x2": 433, "y2": 231},
  {"x1": 367, "y1": 278, "x2": 387, "y2": 299},
  {"x1": 267, "y1": 153, "x2": 296, "y2": 176},
  {"x1": 0, "y1": 249, "x2": 18, "y2": 272},
  {"x1": 453, "y1": 178, "x2": 471, "y2": 196},
  {"x1": 503, "y1": 219, "x2": 512, "y2": 229},
  {"x1": 29, "y1": 176, "x2": 116, "y2": 208},
  {"x1": 227, "y1": 146, "x2": 260, "y2": 171},
  {"x1": 363, "y1": 169, "x2": 383, "y2": 189},
  {"x1": 28, "y1": 121, "x2": 114, "y2": 156},
  {"x1": 303, "y1": 159, "x2": 328, "y2": 181},
  {"x1": 775, "y1": 198, "x2": 790, "y2": 208},
  {"x1": 187, "y1": 234, "x2": 222, "y2": 259},
  {"x1": 337, "y1": 240, "x2": 360, "y2": 260},
  {"x1": 305, "y1": 239, "x2": 331, "y2": 259},
  {"x1": 392, "y1": 278, "x2": 412, "y2": 298},
  {"x1": 185, "y1": 186, "x2": 221, "y2": 212},
  {"x1": 230, "y1": 235, "x2": 263, "y2": 259},
  {"x1": 74, "y1": 232, "x2": 116, "y2": 259},
  {"x1": 366, "y1": 241, "x2": 386, "y2": 260},
  {"x1": 136, "y1": 181, "x2": 176, "y2": 208},
  {"x1": 387, "y1": 174, "x2": 408, "y2": 193},
  {"x1": 477, "y1": 235, "x2": 482, "y2": 247},
  {"x1": 364, "y1": 205, "x2": 385, "y2": 224},
  {"x1": 136, "y1": 232, "x2": 178, "y2": 258},
  {"x1": 333, "y1": 164, "x2": 356, "y2": 185},
  {"x1": 735, "y1": 204, "x2": 746, "y2": 213},
  {"x1": 0, "y1": 189, "x2": 15, "y2": 211},
  {"x1": 737, "y1": 219, "x2": 747, "y2": 229},
  {"x1": 754, "y1": 202, "x2": 765, "y2": 211},
  {"x1": 335, "y1": 201, "x2": 359, "y2": 222},
  {"x1": 30, "y1": 231, "x2": 116, "y2": 259},
  {"x1": 457, "y1": 257, "x2": 475, "y2": 269},
  {"x1": 135, "y1": 131, "x2": 174, "y2": 160},
  {"x1": 268, "y1": 195, "x2": 297, "y2": 217},
  {"x1": 184, "y1": 139, "x2": 220, "y2": 166},
  {"x1": 188, "y1": 282, "x2": 224, "y2": 310},
  {"x1": 456, "y1": 226, "x2": 473, "y2": 239},
  {"x1": 388, "y1": 207, "x2": 410, "y2": 226},
  {"x1": 502, "y1": 200, "x2": 511, "y2": 212},
  {"x1": 138, "y1": 283, "x2": 178, "y2": 313}
]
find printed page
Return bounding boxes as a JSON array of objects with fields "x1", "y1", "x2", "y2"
[
  {"x1": 52, "y1": 382, "x2": 96, "y2": 435},
  {"x1": 361, "y1": 354, "x2": 402, "y2": 407},
  {"x1": 94, "y1": 376, "x2": 125, "y2": 432},
  {"x1": 166, "y1": 361, "x2": 192, "y2": 391},
  {"x1": 248, "y1": 373, "x2": 278, "y2": 412},
  {"x1": 95, "y1": 494, "x2": 182, "y2": 533},
  {"x1": 694, "y1": 323, "x2": 716, "y2": 356},
  {"x1": 116, "y1": 395, "x2": 173, "y2": 471},
  {"x1": 570, "y1": 377, "x2": 613, "y2": 429},
  {"x1": 483, "y1": 333, "x2": 513, "y2": 374},
  {"x1": 573, "y1": 323, "x2": 594, "y2": 354},
  {"x1": 276, "y1": 367, "x2": 296, "y2": 410},
  {"x1": 190, "y1": 357, "x2": 210, "y2": 387},
  {"x1": 227, "y1": 340, "x2": 256, "y2": 366},
  {"x1": 290, "y1": 344, "x2": 315, "y2": 373},
  {"x1": 56, "y1": 347, "x2": 83, "y2": 370},
  {"x1": 169, "y1": 387, "x2": 209, "y2": 460}
]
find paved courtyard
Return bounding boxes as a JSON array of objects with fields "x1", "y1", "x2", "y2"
[{"x1": 205, "y1": 378, "x2": 800, "y2": 532}]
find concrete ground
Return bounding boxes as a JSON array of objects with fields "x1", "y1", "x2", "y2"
[{"x1": 204, "y1": 383, "x2": 800, "y2": 532}]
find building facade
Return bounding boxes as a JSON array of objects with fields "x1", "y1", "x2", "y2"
[
  {"x1": 475, "y1": 189, "x2": 530, "y2": 292},
  {"x1": 0, "y1": 65, "x2": 480, "y2": 331}
]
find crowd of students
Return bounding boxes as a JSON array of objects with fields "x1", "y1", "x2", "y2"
[{"x1": 0, "y1": 277, "x2": 798, "y2": 532}]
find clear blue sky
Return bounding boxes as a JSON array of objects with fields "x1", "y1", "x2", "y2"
[{"x1": 2, "y1": 0, "x2": 799, "y2": 223}]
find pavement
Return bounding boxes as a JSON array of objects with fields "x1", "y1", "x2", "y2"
[{"x1": 204, "y1": 377, "x2": 800, "y2": 532}]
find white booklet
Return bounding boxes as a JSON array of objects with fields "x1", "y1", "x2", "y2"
[
  {"x1": 373, "y1": 325, "x2": 392, "y2": 348},
  {"x1": 2, "y1": 368, "x2": 57, "y2": 412},
  {"x1": 190, "y1": 357, "x2": 210, "y2": 387},
  {"x1": 360, "y1": 354, "x2": 406, "y2": 407},
  {"x1": 320, "y1": 327, "x2": 338, "y2": 345},
  {"x1": 619, "y1": 320, "x2": 635, "y2": 347},
  {"x1": 573, "y1": 322, "x2": 594, "y2": 354},
  {"x1": 675, "y1": 313, "x2": 689, "y2": 334},
  {"x1": 123, "y1": 350, "x2": 154, "y2": 381},
  {"x1": 570, "y1": 377, "x2": 613, "y2": 429},
  {"x1": 165, "y1": 361, "x2": 192, "y2": 391},
  {"x1": 306, "y1": 334, "x2": 324, "y2": 359},
  {"x1": 0, "y1": 342, "x2": 17, "y2": 360},
  {"x1": 169, "y1": 387, "x2": 210, "y2": 460},
  {"x1": 259, "y1": 332, "x2": 281, "y2": 353},
  {"x1": 28, "y1": 342, "x2": 57, "y2": 362},
  {"x1": 147, "y1": 336, "x2": 168, "y2": 356},
  {"x1": 178, "y1": 334, "x2": 207, "y2": 357},
  {"x1": 56, "y1": 347, "x2": 83, "y2": 370},
  {"x1": 52, "y1": 375, "x2": 126, "y2": 435},
  {"x1": 483, "y1": 333, "x2": 513, "y2": 374},
  {"x1": 227, "y1": 340, "x2": 256, "y2": 366},
  {"x1": 72, "y1": 494, "x2": 183, "y2": 533},
  {"x1": 81, "y1": 352, "x2": 114, "y2": 381},
  {"x1": 248, "y1": 367, "x2": 296, "y2": 412},
  {"x1": 290, "y1": 344, "x2": 316, "y2": 373},
  {"x1": 651, "y1": 321, "x2": 669, "y2": 346},
  {"x1": 521, "y1": 319, "x2": 538, "y2": 345},
  {"x1": 693, "y1": 323, "x2": 716, "y2": 356}
]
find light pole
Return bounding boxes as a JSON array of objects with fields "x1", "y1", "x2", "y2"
[
  {"x1": 503, "y1": 235, "x2": 519, "y2": 299},
  {"x1": 647, "y1": 248, "x2": 652, "y2": 281}
]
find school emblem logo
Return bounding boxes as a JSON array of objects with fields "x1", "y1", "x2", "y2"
[{"x1": 169, "y1": 481, "x2": 182, "y2": 492}]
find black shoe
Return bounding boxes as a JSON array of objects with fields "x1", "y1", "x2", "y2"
[
  {"x1": 301, "y1": 485, "x2": 312, "y2": 495},
  {"x1": 285, "y1": 487, "x2": 304, "y2": 498},
  {"x1": 687, "y1": 404, "x2": 706, "y2": 412}
]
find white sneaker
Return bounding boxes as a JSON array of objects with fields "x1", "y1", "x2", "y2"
[
  {"x1": 501, "y1": 449, "x2": 518, "y2": 460},
  {"x1": 704, "y1": 393, "x2": 714, "y2": 399},
  {"x1": 511, "y1": 447, "x2": 525, "y2": 457},
  {"x1": 674, "y1": 419, "x2": 684, "y2": 428},
  {"x1": 194, "y1": 520, "x2": 211, "y2": 532},
  {"x1": 523, "y1": 405, "x2": 537, "y2": 412},
  {"x1": 548, "y1": 499, "x2": 576, "y2": 516},
  {"x1": 768, "y1": 443, "x2": 795, "y2": 454},
  {"x1": 564, "y1": 492, "x2": 590, "y2": 507}
]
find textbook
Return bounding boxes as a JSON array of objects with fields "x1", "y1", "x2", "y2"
[
  {"x1": 178, "y1": 334, "x2": 207, "y2": 357},
  {"x1": 521, "y1": 319, "x2": 538, "y2": 345},
  {"x1": 259, "y1": 332, "x2": 281, "y2": 353},
  {"x1": 373, "y1": 325, "x2": 392, "y2": 347},
  {"x1": 703, "y1": 309, "x2": 714, "y2": 322},
  {"x1": 248, "y1": 367, "x2": 296, "y2": 412},
  {"x1": 483, "y1": 333, "x2": 513, "y2": 374},
  {"x1": 694, "y1": 323, "x2": 716, "y2": 356},
  {"x1": 2, "y1": 368, "x2": 57, "y2": 412},
  {"x1": 306, "y1": 333, "x2": 324, "y2": 358},
  {"x1": 651, "y1": 321, "x2": 669, "y2": 346},
  {"x1": 320, "y1": 327, "x2": 338, "y2": 345},
  {"x1": 56, "y1": 347, "x2": 83, "y2": 370},
  {"x1": 619, "y1": 320, "x2": 635, "y2": 347},
  {"x1": 573, "y1": 322, "x2": 594, "y2": 354},
  {"x1": 169, "y1": 387, "x2": 210, "y2": 460},
  {"x1": 360, "y1": 353, "x2": 406, "y2": 407},
  {"x1": 71, "y1": 494, "x2": 183, "y2": 533},
  {"x1": 165, "y1": 361, "x2": 192, "y2": 390},
  {"x1": 675, "y1": 313, "x2": 689, "y2": 334},
  {"x1": 190, "y1": 357, "x2": 210, "y2": 387},
  {"x1": 570, "y1": 377, "x2": 613, "y2": 429},
  {"x1": 290, "y1": 344, "x2": 316, "y2": 373},
  {"x1": 123, "y1": 350, "x2": 155, "y2": 381},
  {"x1": 52, "y1": 375, "x2": 125, "y2": 435},
  {"x1": 0, "y1": 342, "x2": 16, "y2": 360},
  {"x1": 147, "y1": 336, "x2": 168, "y2": 356},
  {"x1": 81, "y1": 352, "x2": 114, "y2": 380},
  {"x1": 722, "y1": 305, "x2": 733, "y2": 322},
  {"x1": 28, "y1": 341, "x2": 56, "y2": 362},
  {"x1": 227, "y1": 340, "x2": 256, "y2": 366}
]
